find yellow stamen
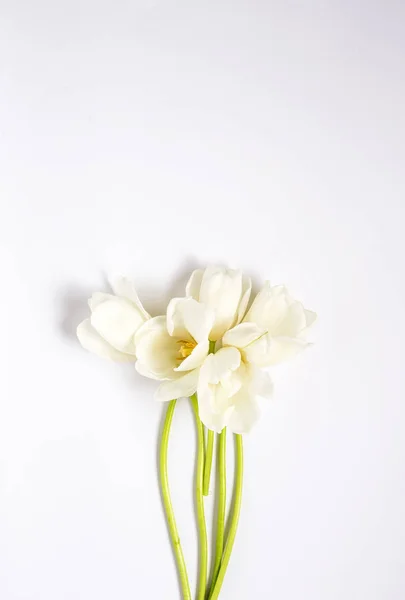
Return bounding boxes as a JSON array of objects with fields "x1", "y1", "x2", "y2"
[{"x1": 177, "y1": 340, "x2": 196, "y2": 361}]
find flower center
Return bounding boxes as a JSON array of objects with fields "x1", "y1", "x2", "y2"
[{"x1": 177, "y1": 339, "x2": 196, "y2": 361}]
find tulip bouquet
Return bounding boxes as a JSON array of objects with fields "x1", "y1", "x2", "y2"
[{"x1": 77, "y1": 266, "x2": 316, "y2": 599}]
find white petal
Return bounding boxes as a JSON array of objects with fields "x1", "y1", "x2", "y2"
[
  {"x1": 199, "y1": 266, "x2": 244, "y2": 341},
  {"x1": 135, "y1": 316, "x2": 178, "y2": 379},
  {"x1": 245, "y1": 283, "x2": 317, "y2": 341},
  {"x1": 135, "y1": 360, "x2": 173, "y2": 381},
  {"x1": 109, "y1": 275, "x2": 150, "y2": 319},
  {"x1": 304, "y1": 309, "x2": 317, "y2": 329},
  {"x1": 167, "y1": 297, "x2": 214, "y2": 343},
  {"x1": 175, "y1": 340, "x2": 209, "y2": 372},
  {"x1": 226, "y1": 391, "x2": 261, "y2": 434},
  {"x1": 77, "y1": 319, "x2": 134, "y2": 362},
  {"x1": 90, "y1": 297, "x2": 145, "y2": 354},
  {"x1": 197, "y1": 381, "x2": 233, "y2": 433},
  {"x1": 223, "y1": 322, "x2": 265, "y2": 349},
  {"x1": 249, "y1": 367, "x2": 274, "y2": 398},
  {"x1": 200, "y1": 347, "x2": 241, "y2": 385},
  {"x1": 166, "y1": 298, "x2": 190, "y2": 340},
  {"x1": 235, "y1": 274, "x2": 252, "y2": 324},
  {"x1": 274, "y1": 301, "x2": 307, "y2": 337},
  {"x1": 88, "y1": 292, "x2": 112, "y2": 311},
  {"x1": 198, "y1": 390, "x2": 229, "y2": 433},
  {"x1": 266, "y1": 337, "x2": 309, "y2": 364},
  {"x1": 220, "y1": 367, "x2": 245, "y2": 398},
  {"x1": 185, "y1": 269, "x2": 204, "y2": 299},
  {"x1": 155, "y1": 369, "x2": 200, "y2": 402},
  {"x1": 244, "y1": 333, "x2": 308, "y2": 366},
  {"x1": 242, "y1": 333, "x2": 271, "y2": 366},
  {"x1": 244, "y1": 282, "x2": 289, "y2": 331}
]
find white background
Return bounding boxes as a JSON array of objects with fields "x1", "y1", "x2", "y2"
[{"x1": 1, "y1": 1, "x2": 404, "y2": 599}]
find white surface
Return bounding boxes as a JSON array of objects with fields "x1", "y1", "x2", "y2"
[{"x1": 1, "y1": 2, "x2": 404, "y2": 599}]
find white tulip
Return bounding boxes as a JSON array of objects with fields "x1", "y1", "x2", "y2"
[
  {"x1": 198, "y1": 282, "x2": 316, "y2": 433},
  {"x1": 135, "y1": 297, "x2": 215, "y2": 402},
  {"x1": 186, "y1": 266, "x2": 251, "y2": 341},
  {"x1": 77, "y1": 275, "x2": 150, "y2": 362},
  {"x1": 197, "y1": 347, "x2": 273, "y2": 434},
  {"x1": 223, "y1": 282, "x2": 317, "y2": 367}
]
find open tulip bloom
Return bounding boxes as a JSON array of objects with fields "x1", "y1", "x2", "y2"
[{"x1": 77, "y1": 265, "x2": 316, "y2": 599}]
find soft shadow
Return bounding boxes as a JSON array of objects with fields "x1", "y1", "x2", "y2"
[
  {"x1": 165, "y1": 257, "x2": 202, "y2": 301},
  {"x1": 128, "y1": 255, "x2": 202, "y2": 317},
  {"x1": 57, "y1": 284, "x2": 94, "y2": 340},
  {"x1": 57, "y1": 256, "x2": 200, "y2": 341}
]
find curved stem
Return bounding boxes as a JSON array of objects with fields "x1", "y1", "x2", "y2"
[
  {"x1": 159, "y1": 400, "x2": 192, "y2": 600},
  {"x1": 202, "y1": 339, "x2": 217, "y2": 496},
  {"x1": 209, "y1": 434, "x2": 243, "y2": 600},
  {"x1": 211, "y1": 429, "x2": 227, "y2": 587},
  {"x1": 203, "y1": 429, "x2": 214, "y2": 496},
  {"x1": 191, "y1": 394, "x2": 208, "y2": 600}
]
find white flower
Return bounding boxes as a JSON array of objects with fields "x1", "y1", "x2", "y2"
[
  {"x1": 198, "y1": 282, "x2": 316, "y2": 434},
  {"x1": 186, "y1": 266, "x2": 251, "y2": 341},
  {"x1": 135, "y1": 297, "x2": 215, "y2": 402},
  {"x1": 77, "y1": 268, "x2": 316, "y2": 436},
  {"x1": 77, "y1": 275, "x2": 150, "y2": 362},
  {"x1": 197, "y1": 348, "x2": 274, "y2": 434},
  {"x1": 223, "y1": 282, "x2": 317, "y2": 367}
]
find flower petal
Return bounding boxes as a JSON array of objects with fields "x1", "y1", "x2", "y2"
[
  {"x1": 198, "y1": 362, "x2": 269, "y2": 434},
  {"x1": 88, "y1": 292, "x2": 112, "y2": 311},
  {"x1": 200, "y1": 347, "x2": 241, "y2": 385},
  {"x1": 220, "y1": 367, "x2": 244, "y2": 398},
  {"x1": 155, "y1": 369, "x2": 200, "y2": 402},
  {"x1": 197, "y1": 373, "x2": 235, "y2": 432},
  {"x1": 77, "y1": 319, "x2": 135, "y2": 362},
  {"x1": 135, "y1": 316, "x2": 178, "y2": 379},
  {"x1": 135, "y1": 360, "x2": 172, "y2": 381},
  {"x1": 249, "y1": 367, "x2": 274, "y2": 398},
  {"x1": 226, "y1": 390, "x2": 261, "y2": 434},
  {"x1": 109, "y1": 275, "x2": 150, "y2": 319},
  {"x1": 185, "y1": 268, "x2": 204, "y2": 299},
  {"x1": 244, "y1": 333, "x2": 308, "y2": 366},
  {"x1": 166, "y1": 298, "x2": 190, "y2": 340},
  {"x1": 198, "y1": 386, "x2": 230, "y2": 433},
  {"x1": 304, "y1": 309, "x2": 317, "y2": 329},
  {"x1": 275, "y1": 301, "x2": 307, "y2": 337},
  {"x1": 167, "y1": 297, "x2": 214, "y2": 343},
  {"x1": 266, "y1": 337, "x2": 309, "y2": 364},
  {"x1": 223, "y1": 322, "x2": 265, "y2": 349},
  {"x1": 175, "y1": 340, "x2": 209, "y2": 372},
  {"x1": 244, "y1": 282, "x2": 289, "y2": 331},
  {"x1": 236, "y1": 274, "x2": 252, "y2": 324},
  {"x1": 245, "y1": 283, "x2": 316, "y2": 339},
  {"x1": 199, "y1": 266, "x2": 244, "y2": 341},
  {"x1": 90, "y1": 297, "x2": 145, "y2": 354}
]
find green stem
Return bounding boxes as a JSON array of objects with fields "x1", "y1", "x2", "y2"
[
  {"x1": 191, "y1": 394, "x2": 208, "y2": 600},
  {"x1": 202, "y1": 339, "x2": 217, "y2": 496},
  {"x1": 211, "y1": 429, "x2": 227, "y2": 588},
  {"x1": 209, "y1": 434, "x2": 243, "y2": 600},
  {"x1": 203, "y1": 430, "x2": 214, "y2": 496},
  {"x1": 159, "y1": 400, "x2": 192, "y2": 600}
]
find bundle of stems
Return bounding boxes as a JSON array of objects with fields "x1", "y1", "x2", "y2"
[{"x1": 159, "y1": 395, "x2": 243, "y2": 600}]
